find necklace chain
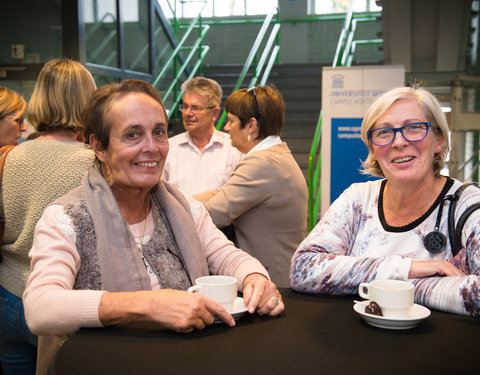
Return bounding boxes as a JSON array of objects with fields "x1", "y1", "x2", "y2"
[{"x1": 137, "y1": 197, "x2": 151, "y2": 255}]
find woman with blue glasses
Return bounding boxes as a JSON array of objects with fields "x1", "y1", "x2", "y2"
[{"x1": 290, "y1": 85, "x2": 480, "y2": 317}]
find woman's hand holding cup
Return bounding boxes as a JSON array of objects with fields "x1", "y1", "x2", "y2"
[{"x1": 242, "y1": 273, "x2": 284, "y2": 316}]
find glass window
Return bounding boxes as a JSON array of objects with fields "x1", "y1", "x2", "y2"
[
  {"x1": 314, "y1": 0, "x2": 382, "y2": 14},
  {"x1": 157, "y1": 0, "x2": 278, "y2": 18},
  {"x1": 82, "y1": 0, "x2": 119, "y2": 67},
  {"x1": 214, "y1": 1, "x2": 245, "y2": 17},
  {"x1": 84, "y1": 0, "x2": 139, "y2": 23},
  {"x1": 246, "y1": 0, "x2": 278, "y2": 15}
]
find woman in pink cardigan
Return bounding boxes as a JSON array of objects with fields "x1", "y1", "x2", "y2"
[{"x1": 23, "y1": 80, "x2": 284, "y2": 372}]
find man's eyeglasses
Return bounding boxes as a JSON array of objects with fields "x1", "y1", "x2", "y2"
[
  {"x1": 247, "y1": 87, "x2": 262, "y2": 119},
  {"x1": 367, "y1": 122, "x2": 431, "y2": 146},
  {"x1": 178, "y1": 103, "x2": 214, "y2": 114}
]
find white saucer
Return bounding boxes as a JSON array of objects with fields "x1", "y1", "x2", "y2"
[
  {"x1": 353, "y1": 300, "x2": 431, "y2": 330},
  {"x1": 214, "y1": 297, "x2": 248, "y2": 324}
]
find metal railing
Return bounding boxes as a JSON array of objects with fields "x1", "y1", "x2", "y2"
[
  {"x1": 81, "y1": 0, "x2": 189, "y2": 85},
  {"x1": 216, "y1": 7, "x2": 280, "y2": 130},
  {"x1": 307, "y1": 7, "x2": 382, "y2": 231},
  {"x1": 153, "y1": 1, "x2": 211, "y2": 117}
]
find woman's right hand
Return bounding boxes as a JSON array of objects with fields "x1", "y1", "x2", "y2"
[
  {"x1": 99, "y1": 289, "x2": 235, "y2": 333},
  {"x1": 408, "y1": 260, "x2": 466, "y2": 278}
]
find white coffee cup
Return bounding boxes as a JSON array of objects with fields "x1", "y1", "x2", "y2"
[
  {"x1": 187, "y1": 275, "x2": 238, "y2": 311},
  {"x1": 358, "y1": 279, "x2": 414, "y2": 319}
]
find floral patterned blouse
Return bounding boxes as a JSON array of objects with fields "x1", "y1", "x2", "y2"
[{"x1": 290, "y1": 177, "x2": 480, "y2": 317}]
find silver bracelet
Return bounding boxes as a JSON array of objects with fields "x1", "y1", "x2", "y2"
[{"x1": 243, "y1": 274, "x2": 266, "y2": 289}]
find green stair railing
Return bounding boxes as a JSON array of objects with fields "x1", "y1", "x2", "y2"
[
  {"x1": 307, "y1": 7, "x2": 382, "y2": 231},
  {"x1": 216, "y1": 7, "x2": 280, "y2": 130},
  {"x1": 152, "y1": 1, "x2": 210, "y2": 118},
  {"x1": 81, "y1": 0, "x2": 207, "y2": 114}
]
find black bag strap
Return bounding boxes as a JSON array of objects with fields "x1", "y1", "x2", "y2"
[{"x1": 448, "y1": 182, "x2": 480, "y2": 256}]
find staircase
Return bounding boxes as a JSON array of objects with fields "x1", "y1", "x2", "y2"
[
  {"x1": 268, "y1": 63, "x2": 324, "y2": 179},
  {"x1": 202, "y1": 63, "x2": 324, "y2": 179}
]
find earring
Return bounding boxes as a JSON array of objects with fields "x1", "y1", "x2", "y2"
[{"x1": 248, "y1": 134, "x2": 251, "y2": 142}]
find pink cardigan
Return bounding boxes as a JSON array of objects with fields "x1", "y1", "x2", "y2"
[{"x1": 23, "y1": 195, "x2": 268, "y2": 335}]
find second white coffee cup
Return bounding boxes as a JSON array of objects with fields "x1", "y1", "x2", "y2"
[
  {"x1": 187, "y1": 275, "x2": 238, "y2": 311},
  {"x1": 358, "y1": 279, "x2": 414, "y2": 319}
]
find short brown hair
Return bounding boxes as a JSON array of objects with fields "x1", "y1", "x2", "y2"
[
  {"x1": 83, "y1": 79, "x2": 167, "y2": 150},
  {"x1": 27, "y1": 59, "x2": 96, "y2": 132},
  {"x1": 225, "y1": 85, "x2": 285, "y2": 140}
]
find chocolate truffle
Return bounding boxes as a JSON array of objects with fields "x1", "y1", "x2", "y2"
[{"x1": 365, "y1": 301, "x2": 383, "y2": 316}]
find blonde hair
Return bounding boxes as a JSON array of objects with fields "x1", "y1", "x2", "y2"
[
  {"x1": 361, "y1": 86, "x2": 450, "y2": 177},
  {"x1": 181, "y1": 76, "x2": 222, "y2": 107},
  {"x1": 27, "y1": 59, "x2": 96, "y2": 132},
  {"x1": 0, "y1": 86, "x2": 26, "y2": 119}
]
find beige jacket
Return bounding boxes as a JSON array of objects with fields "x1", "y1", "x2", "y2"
[{"x1": 195, "y1": 143, "x2": 308, "y2": 287}]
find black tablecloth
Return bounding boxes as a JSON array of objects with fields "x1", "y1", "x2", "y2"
[{"x1": 51, "y1": 289, "x2": 478, "y2": 374}]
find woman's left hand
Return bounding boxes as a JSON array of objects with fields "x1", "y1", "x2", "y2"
[
  {"x1": 408, "y1": 259, "x2": 466, "y2": 278},
  {"x1": 242, "y1": 274, "x2": 284, "y2": 316}
]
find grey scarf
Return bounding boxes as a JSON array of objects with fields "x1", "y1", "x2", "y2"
[{"x1": 83, "y1": 163, "x2": 209, "y2": 292}]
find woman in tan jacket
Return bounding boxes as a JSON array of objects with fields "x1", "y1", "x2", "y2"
[{"x1": 194, "y1": 85, "x2": 308, "y2": 287}]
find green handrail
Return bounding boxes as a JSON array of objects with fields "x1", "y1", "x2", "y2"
[
  {"x1": 130, "y1": 24, "x2": 172, "y2": 71},
  {"x1": 308, "y1": 111, "x2": 323, "y2": 230},
  {"x1": 216, "y1": 7, "x2": 280, "y2": 130},
  {"x1": 168, "y1": 45, "x2": 211, "y2": 119},
  {"x1": 154, "y1": 1, "x2": 214, "y2": 121},
  {"x1": 341, "y1": 17, "x2": 381, "y2": 66},
  {"x1": 346, "y1": 39, "x2": 383, "y2": 66},
  {"x1": 260, "y1": 45, "x2": 280, "y2": 86},
  {"x1": 307, "y1": 7, "x2": 383, "y2": 231},
  {"x1": 162, "y1": 41, "x2": 210, "y2": 110},
  {"x1": 249, "y1": 23, "x2": 280, "y2": 87},
  {"x1": 332, "y1": 7, "x2": 354, "y2": 67},
  {"x1": 152, "y1": 2, "x2": 212, "y2": 118},
  {"x1": 152, "y1": 13, "x2": 208, "y2": 87}
]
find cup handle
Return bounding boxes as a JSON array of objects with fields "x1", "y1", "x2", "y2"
[
  {"x1": 358, "y1": 283, "x2": 370, "y2": 299},
  {"x1": 187, "y1": 285, "x2": 200, "y2": 293}
]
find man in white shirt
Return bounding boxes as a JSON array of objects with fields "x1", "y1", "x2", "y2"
[{"x1": 162, "y1": 77, "x2": 242, "y2": 195}]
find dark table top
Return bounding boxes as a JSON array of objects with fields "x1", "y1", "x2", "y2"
[{"x1": 51, "y1": 288, "x2": 478, "y2": 375}]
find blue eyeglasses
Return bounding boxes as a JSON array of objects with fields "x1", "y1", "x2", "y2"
[{"x1": 367, "y1": 122, "x2": 431, "y2": 146}]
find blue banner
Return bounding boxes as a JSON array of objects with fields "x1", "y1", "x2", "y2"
[{"x1": 330, "y1": 117, "x2": 377, "y2": 203}]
